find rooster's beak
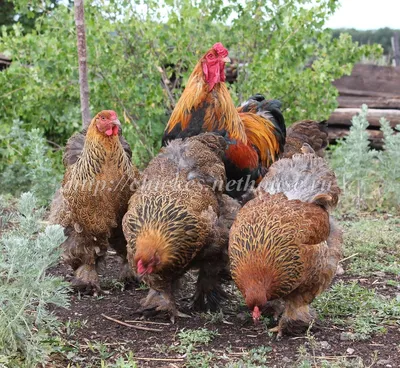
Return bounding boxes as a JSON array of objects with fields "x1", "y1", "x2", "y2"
[{"x1": 222, "y1": 56, "x2": 231, "y2": 63}]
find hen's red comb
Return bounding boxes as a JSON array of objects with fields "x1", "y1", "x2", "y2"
[
  {"x1": 105, "y1": 110, "x2": 118, "y2": 120},
  {"x1": 212, "y1": 42, "x2": 228, "y2": 58}
]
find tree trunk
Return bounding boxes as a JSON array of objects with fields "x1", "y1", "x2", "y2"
[{"x1": 74, "y1": 0, "x2": 91, "y2": 128}]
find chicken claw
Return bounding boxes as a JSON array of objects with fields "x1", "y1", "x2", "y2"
[
  {"x1": 72, "y1": 264, "x2": 101, "y2": 295},
  {"x1": 268, "y1": 325, "x2": 283, "y2": 340},
  {"x1": 137, "y1": 289, "x2": 190, "y2": 323}
]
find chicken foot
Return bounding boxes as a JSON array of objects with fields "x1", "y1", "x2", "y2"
[
  {"x1": 71, "y1": 264, "x2": 101, "y2": 295},
  {"x1": 137, "y1": 285, "x2": 190, "y2": 323},
  {"x1": 270, "y1": 301, "x2": 316, "y2": 339}
]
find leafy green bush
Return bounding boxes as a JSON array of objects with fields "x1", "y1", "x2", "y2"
[
  {"x1": 0, "y1": 193, "x2": 69, "y2": 367},
  {"x1": 0, "y1": 0, "x2": 381, "y2": 164},
  {"x1": 0, "y1": 121, "x2": 62, "y2": 204},
  {"x1": 330, "y1": 104, "x2": 400, "y2": 213}
]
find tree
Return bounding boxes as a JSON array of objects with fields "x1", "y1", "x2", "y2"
[{"x1": 74, "y1": 0, "x2": 90, "y2": 127}]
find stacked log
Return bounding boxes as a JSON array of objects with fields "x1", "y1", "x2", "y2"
[
  {"x1": 0, "y1": 53, "x2": 11, "y2": 71},
  {"x1": 328, "y1": 64, "x2": 400, "y2": 148}
]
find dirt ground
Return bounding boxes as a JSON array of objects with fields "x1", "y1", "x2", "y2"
[{"x1": 49, "y1": 252, "x2": 400, "y2": 368}]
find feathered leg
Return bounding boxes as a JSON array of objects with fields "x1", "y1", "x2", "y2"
[
  {"x1": 270, "y1": 295, "x2": 316, "y2": 338},
  {"x1": 62, "y1": 228, "x2": 107, "y2": 294},
  {"x1": 109, "y1": 225, "x2": 138, "y2": 283},
  {"x1": 137, "y1": 280, "x2": 190, "y2": 323},
  {"x1": 191, "y1": 259, "x2": 229, "y2": 311}
]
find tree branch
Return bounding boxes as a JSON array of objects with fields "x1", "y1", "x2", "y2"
[{"x1": 74, "y1": 0, "x2": 91, "y2": 128}]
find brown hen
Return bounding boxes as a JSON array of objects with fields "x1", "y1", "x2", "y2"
[
  {"x1": 123, "y1": 133, "x2": 239, "y2": 322},
  {"x1": 281, "y1": 120, "x2": 328, "y2": 159},
  {"x1": 229, "y1": 145, "x2": 342, "y2": 337},
  {"x1": 50, "y1": 110, "x2": 139, "y2": 293}
]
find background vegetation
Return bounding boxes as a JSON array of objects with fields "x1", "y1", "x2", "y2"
[{"x1": 1, "y1": 0, "x2": 381, "y2": 193}]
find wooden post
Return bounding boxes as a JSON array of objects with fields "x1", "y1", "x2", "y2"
[
  {"x1": 74, "y1": 0, "x2": 91, "y2": 128},
  {"x1": 391, "y1": 32, "x2": 400, "y2": 67}
]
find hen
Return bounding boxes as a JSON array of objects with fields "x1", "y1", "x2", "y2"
[
  {"x1": 281, "y1": 120, "x2": 328, "y2": 159},
  {"x1": 162, "y1": 42, "x2": 286, "y2": 198},
  {"x1": 50, "y1": 110, "x2": 139, "y2": 293},
  {"x1": 123, "y1": 133, "x2": 239, "y2": 322},
  {"x1": 229, "y1": 144, "x2": 342, "y2": 337}
]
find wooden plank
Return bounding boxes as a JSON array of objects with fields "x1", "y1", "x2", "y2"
[
  {"x1": 337, "y1": 96, "x2": 400, "y2": 109},
  {"x1": 328, "y1": 108, "x2": 400, "y2": 128},
  {"x1": 333, "y1": 64, "x2": 400, "y2": 97},
  {"x1": 336, "y1": 88, "x2": 399, "y2": 98},
  {"x1": 327, "y1": 127, "x2": 385, "y2": 149}
]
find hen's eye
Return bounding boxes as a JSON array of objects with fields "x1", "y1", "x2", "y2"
[
  {"x1": 101, "y1": 116, "x2": 105, "y2": 120},
  {"x1": 207, "y1": 53, "x2": 215, "y2": 60}
]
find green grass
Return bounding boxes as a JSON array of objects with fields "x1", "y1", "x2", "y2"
[
  {"x1": 311, "y1": 216, "x2": 400, "y2": 341},
  {"x1": 341, "y1": 217, "x2": 400, "y2": 276},
  {"x1": 226, "y1": 346, "x2": 272, "y2": 368},
  {"x1": 314, "y1": 281, "x2": 400, "y2": 340}
]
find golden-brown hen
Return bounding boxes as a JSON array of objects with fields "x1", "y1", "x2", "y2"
[
  {"x1": 229, "y1": 144, "x2": 342, "y2": 337},
  {"x1": 123, "y1": 133, "x2": 238, "y2": 322},
  {"x1": 50, "y1": 110, "x2": 139, "y2": 293}
]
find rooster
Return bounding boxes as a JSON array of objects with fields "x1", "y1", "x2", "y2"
[
  {"x1": 162, "y1": 42, "x2": 286, "y2": 198},
  {"x1": 229, "y1": 144, "x2": 342, "y2": 337},
  {"x1": 123, "y1": 133, "x2": 240, "y2": 322},
  {"x1": 50, "y1": 110, "x2": 139, "y2": 293}
]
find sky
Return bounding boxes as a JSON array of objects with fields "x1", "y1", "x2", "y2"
[{"x1": 326, "y1": 0, "x2": 400, "y2": 30}]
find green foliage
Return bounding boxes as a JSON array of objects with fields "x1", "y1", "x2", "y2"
[
  {"x1": 101, "y1": 352, "x2": 137, "y2": 368},
  {"x1": 313, "y1": 281, "x2": 400, "y2": 340},
  {"x1": 0, "y1": 121, "x2": 62, "y2": 204},
  {"x1": 330, "y1": 104, "x2": 400, "y2": 213},
  {"x1": 0, "y1": 192, "x2": 69, "y2": 367},
  {"x1": 0, "y1": 0, "x2": 68, "y2": 32},
  {"x1": 0, "y1": 0, "x2": 381, "y2": 171},
  {"x1": 332, "y1": 27, "x2": 399, "y2": 55},
  {"x1": 175, "y1": 327, "x2": 218, "y2": 352},
  {"x1": 226, "y1": 346, "x2": 272, "y2": 368},
  {"x1": 172, "y1": 328, "x2": 218, "y2": 367},
  {"x1": 342, "y1": 217, "x2": 400, "y2": 276}
]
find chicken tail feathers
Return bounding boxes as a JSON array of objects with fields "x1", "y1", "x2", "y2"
[
  {"x1": 258, "y1": 147, "x2": 340, "y2": 211},
  {"x1": 239, "y1": 95, "x2": 286, "y2": 153}
]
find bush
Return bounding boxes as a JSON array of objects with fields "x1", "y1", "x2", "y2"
[
  {"x1": 330, "y1": 104, "x2": 400, "y2": 214},
  {"x1": 0, "y1": 193, "x2": 69, "y2": 367},
  {"x1": 0, "y1": 121, "x2": 62, "y2": 204}
]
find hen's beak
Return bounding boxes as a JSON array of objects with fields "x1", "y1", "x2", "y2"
[
  {"x1": 222, "y1": 56, "x2": 231, "y2": 63},
  {"x1": 112, "y1": 118, "x2": 121, "y2": 127}
]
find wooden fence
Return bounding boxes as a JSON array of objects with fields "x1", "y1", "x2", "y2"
[{"x1": 328, "y1": 64, "x2": 400, "y2": 148}]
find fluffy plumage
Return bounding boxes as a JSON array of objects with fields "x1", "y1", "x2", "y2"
[
  {"x1": 281, "y1": 120, "x2": 328, "y2": 159},
  {"x1": 229, "y1": 145, "x2": 342, "y2": 337},
  {"x1": 123, "y1": 133, "x2": 238, "y2": 321},
  {"x1": 50, "y1": 110, "x2": 139, "y2": 292}
]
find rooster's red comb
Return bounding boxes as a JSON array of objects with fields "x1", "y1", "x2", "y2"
[{"x1": 212, "y1": 42, "x2": 228, "y2": 58}]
